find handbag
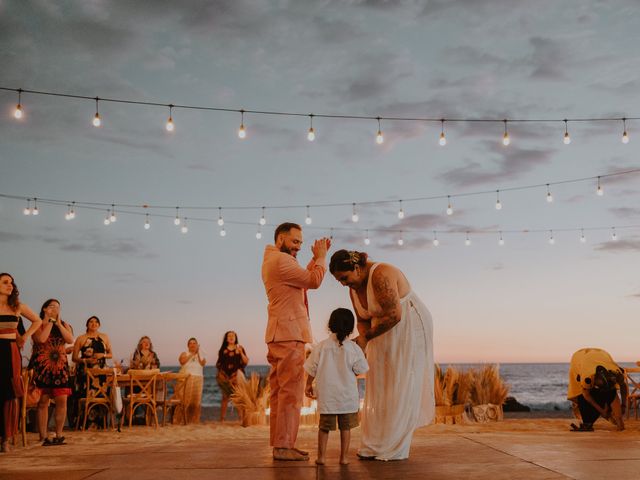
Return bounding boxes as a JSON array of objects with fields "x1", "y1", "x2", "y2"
[{"x1": 111, "y1": 369, "x2": 123, "y2": 414}]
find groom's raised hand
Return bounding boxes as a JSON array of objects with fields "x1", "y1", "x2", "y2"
[{"x1": 311, "y1": 237, "x2": 329, "y2": 260}]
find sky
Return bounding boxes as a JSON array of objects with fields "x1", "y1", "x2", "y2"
[{"x1": 1, "y1": 0, "x2": 639, "y2": 366}]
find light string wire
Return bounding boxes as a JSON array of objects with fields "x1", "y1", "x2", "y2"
[{"x1": 2, "y1": 86, "x2": 638, "y2": 123}]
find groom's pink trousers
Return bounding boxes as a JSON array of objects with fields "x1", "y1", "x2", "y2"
[{"x1": 267, "y1": 341, "x2": 305, "y2": 448}]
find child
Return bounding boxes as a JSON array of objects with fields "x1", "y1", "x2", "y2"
[{"x1": 304, "y1": 308, "x2": 369, "y2": 465}]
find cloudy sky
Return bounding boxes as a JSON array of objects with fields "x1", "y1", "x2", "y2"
[{"x1": 1, "y1": 0, "x2": 639, "y2": 365}]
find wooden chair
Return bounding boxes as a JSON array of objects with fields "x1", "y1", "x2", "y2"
[
  {"x1": 121, "y1": 369, "x2": 159, "y2": 428},
  {"x1": 156, "y1": 372, "x2": 189, "y2": 426},
  {"x1": 19, "y1": 369, "x2": 40, "y2": 447},
  {"x1": 624, "y1": 367, "x2": 640, "y2": 420},
  {"x1": 76, "y1": 367, "x2": 115, "y2": 431}
]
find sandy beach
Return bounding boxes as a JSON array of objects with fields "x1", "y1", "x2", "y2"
[{"x1": 3, "y1": 417, "x2": 639, "y2": 480}]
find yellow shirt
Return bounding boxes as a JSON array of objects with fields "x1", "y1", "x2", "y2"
[{"x1": 567, "y1": 348, "x2": 622, "y2": 400}]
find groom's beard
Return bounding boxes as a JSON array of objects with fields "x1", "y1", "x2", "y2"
[{"x1": 280, "y1": 245, "x2": 298, "y2": 258}]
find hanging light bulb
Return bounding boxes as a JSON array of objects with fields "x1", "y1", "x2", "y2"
[
  {"x1": 220, "y1": 226, "x2": 227, "y2": 237},
  {"x1": 165, "y1": 105, "x2": 174, "y2": 132},
  {"x1": 174, "y1": 207, "x2": 181, "y2": 226},
  {"x1": 144, "y1": 214, "x2": 151, "y2": 230},
  {"x1": 498, "y1": 231, "x2": 505, "y2": 246},
  {"x1": 305, "y1": 205, "x2": 312, "y2": 225},
  {"x1": 65, "y1": 204, "x2": 73, "y2": 220},
  {"x1": 563, "y1": 119, "x2": 571, "y2": 144},
  {"x1": 439, "y1": 119, "x2": 447, "y2": 146},
  {"x1": 14, "y1": 89, "x2": 23, "y2": 119},
  {"x1": 398, "y1": 231, "x2": 404, "y2": 246},
  {"x1": 596, "y1": 176, "x2": 604, "y2": 196},
  {"x1": 611, "y1": 227, "x2": 618, "y2": 241},
  {"x1": 622, "y1": 118, "x2": 630, "y2": 144},
  {"x1": 432, "y1": 231, "x2": 439, "y2": 247},
  {"x1": 307, "y1": 114, "x2": 315, "y2": 141},
  {"x1": 546, "y1": 184, "x2": 554, "y2": 203},
  {"x1": 548, "y1": 230, "x2": 555, "y2": 245},
  {"x1": 217, "y1": 207, "x2": 224, "y2": 226},
  {"x1": 502, "y1": 119, "x2": 510, "y2": 146},
  {"x1": 181, "y1": 218, "x2": 189, "y2": 234},
  {"x1": 238, "y1": 109, "x2": 246, "y2": 139},
  {"x1": 364, "y1": 230, "x2": 370, "y2": 246},
  {"x1": 109, "y1": 205, "x2": 117, "y2": 223},
  {"x1": 465, "y1": 232, "x2": 471, "y2": 246},
  {"x1": 32, "y1": 198, "x2": 39, "y2": 216},
  {"x1": 446, "y1": 195, "x2": 453, "y2": 215},
  {"x1": 375, "y1": 117, "x2": 384, "y2": 144},
  {"x1": 256, "y1": 226, "x2": 262, "y2": 240},
  {"x1": 92, "y1": 97, "x2": 101, "y2": 127},
  {"x1": 104, "y1": 211, "x2": 111, "y2": 225},
  {"x1": 495, "y1": 190, "x2": 502, "y2": 210},
  {"x1": 397, "y1": 200, "x2": 404, "y2": 219},
  {"x1": 259, "y1": 207, "x2": 266, "y2": 226},
  {"x1": 68, "y1": 202, "x2": 76, "y2": 220},
  {"x1": 351, "y1": 203, "x2": 359, "y2": 223},
  {"x1": 23, "y1": 199, "x2": 31, "y2": 215},
  {"x1": 580, "y1": 228, "x2": 586, "y2": 243}
]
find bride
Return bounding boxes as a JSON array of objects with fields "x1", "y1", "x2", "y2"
[{"x1": 329, "y1": 250, "x2": 434, "y2": 460}]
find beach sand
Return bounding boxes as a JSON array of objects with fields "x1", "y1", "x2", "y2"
[{"x1": 3, "y1": 416, "x2": 639, "y2": 479}]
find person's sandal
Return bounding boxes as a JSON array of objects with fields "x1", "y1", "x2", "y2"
[
  {"x1": 42, "y1": 438, "x2": 54, "y2": 446},
  {"x1": 53, "y1": 436, "x2": 66, "y2": 445},
  {"x1": 570, "y1": 422, "x2": 594, "y2": 432}
]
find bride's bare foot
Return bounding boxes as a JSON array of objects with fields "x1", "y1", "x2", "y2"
[
  {"x1": 315, "y1": 458, "x2": 325, "y2": 465},
  {"x1": 339, "y1": 457, "x2": 350, "y2": 465}
]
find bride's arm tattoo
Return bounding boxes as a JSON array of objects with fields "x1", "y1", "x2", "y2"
[{"x1": 365, "y1": 272, "x2": 401, "y2": 341}]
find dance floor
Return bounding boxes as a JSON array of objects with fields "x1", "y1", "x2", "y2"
[{"x1": 3, "y1": 419, "x2": 639, "y2": 479}]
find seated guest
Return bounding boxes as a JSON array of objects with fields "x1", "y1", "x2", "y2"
[
  {"x1": 568, "y1": 348, "x2": 627, "y2": 431},
  {"x1": 130, "y1": 336, "x2": 160, "y2": 370}
]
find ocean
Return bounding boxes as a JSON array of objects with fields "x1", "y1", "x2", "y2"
[{"x1": 172, "y1": 362, "x2": 637, "y2": 411}]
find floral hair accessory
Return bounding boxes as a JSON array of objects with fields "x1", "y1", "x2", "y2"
[{"x1": 347, "y1": 251, "x2": 360, "y2": 265}]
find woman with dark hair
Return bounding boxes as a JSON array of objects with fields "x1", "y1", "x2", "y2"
[
  {"x1": 72, "y1": 316, "x2": 112, "y2": 427},
  {"x1": 130, "y1": 336, "x2": 160, "y2": 370},
  {"x1": 30, "y1": 299, "x2": 74, "y2": 445},
  {"x1": 0, "y1": 273, "x2": 42, "y2": 452},
  {"x1": 216, "y1": 331, "x2": 249, "y2": 422},
  {"x1": 175, "y1": 337, "x2": 206, "y2": 424},
  {"x1": 329, "y1": 250, "x2": 434, "y2": 461}
]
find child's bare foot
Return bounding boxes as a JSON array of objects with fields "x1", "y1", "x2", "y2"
[
  {"x1": 340, "y1": 457, "x2": 350, "y2": 465},
  {"x1": 315, "y1": 458, "x2": 325, "y2": 465}
]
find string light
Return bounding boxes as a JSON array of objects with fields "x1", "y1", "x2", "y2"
[
  {"x1": 259, "y1": 207, "x2": 266, "y2": 226},
  {"x1": 92, "y1": 97, "x2": 101, "y2": 127},
  {"x1": 307, "y1": 115, "x2": 315, "y2": 141},
  {"x1": 165, "y1": 105, "x2": 174, "y2": 132},
  {"x1": 398, "y1": 231, "x2": 404, "y2": 246},
  {"x1": 432, "y1": 231, "x2": 439, "y2": 247},
  {"x1": 217, "y1": 207, "x2": 224, "y2": 226},
  {"x1": 498, "y1": 231, "x2": 505, "y2": 246},
  {"x1": 546, "y1": 184, "x2": 553, "y2": 203},
  {"x1": 465, "y1": 231, "x2": 471, "y2": 246},
  {"x1": 23, "y1": 199, "x2": 31, "y2": 216},
  {"x1": 103, "y1": 210, "x2": 111, "y2": 225},
  {"x1": 375, "y1": 117, "x2": 384, "y2": 145},
  {"x1": 14, "y1": 89, "x2": 23, "y2": 119},
  {"x1": 446, "y1": 196, "x2": 453, "y2": 215},
  {"x1": 144, "y1": 214, "x2": 151, "y2": 230},
  {"x1": 563, "y1": 119, "x2": 571, "y2": 145},
  {"x1": 109, "y1": 205, "x2": 117, "y2": 223},
  {"x1": 65, "y1": 203, "x2": 75, "y2": 220},
  {"x1": 174, "y1": 207, "x2": 181, "y2": 226},
  {"x1": 181, "y1": 218, "x2": 188, "y2": 234},
  {"x1": 596, "y1": 176, "x2": 604, "y2": 196},
  {"x1": 32, "y1": 198, "x2": 39, "y2": 215},
  {"x1": 305, "y1": 205, "x2": 312, "y2": 225},
  {"x1": 495, "y1": 190, "x2": 502, "y2": 210},
  {"x1": 219, "y1": 226, "x2": 226, "y2": 237},
  {"x1": 238, "y1": 109, "x2": 246, "y2": 139},
  {"x1": 397, "y1": 200, "x2": 404, "y2": 219},
  {"x1": 364, "y1": 230, "x2": 370, "y2": 246},
  {"x1": 256, "y1": 226, "x2": 262, "y2": 240},
  {"x1": 351, "y1": 203, "x2": 359, "y2": 223},
  {"x1": 502, "y1": 120, "x2": 510, "y2": 146},
  {"x1": 580, "y1": 228, "x2": 586, "y2": 243},
  {"x1": 611, "y1": 227, "x2": 618, "y2": 241},
  {"x1": 622, "y1": 118, "x2": 629, "y2": 144},
  {"x1": 439, "y1": 119, "x2": 447, "y2": 146},
  {"x1": 548, "y1": 230, "x2": 555, "y2": 245}
]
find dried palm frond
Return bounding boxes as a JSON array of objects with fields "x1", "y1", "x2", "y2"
[
  {"x1": 434, "y1": 364, "x2": 446, "y2": 406},
  {"x1": 455, "y1": 371, "x2": 473, "y2": 405},
  {"x1": 230, "y1": 372, "x2": 269, "y2": 413},
  {"x1": 469, "y1": 365, "x2": 509, "y2": 405}
]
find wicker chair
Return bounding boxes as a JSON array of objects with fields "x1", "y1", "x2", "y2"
[
  {"x1": 76, "y1": 367, "x2": 115, "y2": 430},
  {"x1": 120, "y1": 369, "x2": 159, "y2": 428}
]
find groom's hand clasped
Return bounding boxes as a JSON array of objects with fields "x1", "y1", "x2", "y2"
[{"x1": 311, "y1": 237, "x2": 331, "y2": 260}]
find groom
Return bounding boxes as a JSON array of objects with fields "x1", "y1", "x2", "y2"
[{"x1": 262, "y1": 222, "x2": 330, "y2": 461}]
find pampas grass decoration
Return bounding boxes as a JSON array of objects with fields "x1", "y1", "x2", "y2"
[
  {"x1": 469, "y1": 365, "x2": 509, "y2": 405},
  {"x1": 230, "y1": 371, "x2": 270, "y2": 426}
]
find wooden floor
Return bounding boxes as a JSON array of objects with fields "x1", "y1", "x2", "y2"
[{"x1": 2, "y1": 420, "x2": 640, "y2": 479}]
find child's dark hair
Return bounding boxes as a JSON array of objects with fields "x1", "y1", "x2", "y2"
[{"x1": 328, "y1": 308, "x2": 355, "y2": 346}]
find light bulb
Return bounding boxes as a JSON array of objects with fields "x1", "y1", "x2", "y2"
[
  {"x1": 580, "y1": 235, "x2": 586, "y2": 243},
  {"x1": 181, "y1": 225, "x2": 188, "y2": 234},
  {"x1": 376, "y1": 130, "x2": 384, "y2": 144},
  {"x1": 110, "y1": 211, "x2": 117, "y2": 223},
  {"x1": 65, "y1": 212, "x2": 70, "y2": 221},
  {"x1": 217, "y1": 217, "x2": 224, "y2": 226},
  {"x1": 220, "y1": 228, "x2": 226, "y2": 237},
  {"x1": 256, "y1": 231, "x2": 262, "y2": 240},
  {"x1": 305, "y1": 216, "x2": 312, "y2": 225},
  {"x1": 495, "y1": 199, "x2": 502, "y2": 210},
  {"x1": 364, "y1": 237, "x2": 370, "y2": 246},
  {"x1": 398, "y1": 208, "x2": 404, "y2": 219},
  {"x1": 546, "y1": 192, "x2": 553, "y2": 203},
  {"x1": 563, "y1": 132, "x2": 571, "y2": 145},
  {"x1": 465, "y1": 238, "x2": 471, "y2": 246},
  {"x1": 307, "y1": 127, "x2": 315, "y2": 141},
  {"x1": 398, "y1": 238, "x2": 404, "y2": 246},
  {"x1": 502, "y1": 132, "x2": 510, "y2": 146},
  {"x1": 259, "y1": 216, "x2": 266, "y2": 226},
  {"x1": 32, "y1": 205, "x2": 39, "y2": 216},
  {"x1": 166, "y1": 117, "x2": 174, "y2": 132},
  {"x1": 69, "y1": 207, "x2": 76, "y2": 220},
  {"x1": 597, "y1": 184, "x2": 604, "y2": 196},
  {"x1": 14, "y1": 104, "x2": 23, "y2": 119},
  {"x1": 23, "y1": 204, "x2": 31, "y2": 216},
  {"x1": 144, "y1": 219, "x2": 151, "y2": 230},
  {"x1": 622, "y1": 131, "x2": 629, "y2": 144},
  {"x1": 498, "y1": 238, "x2": 505, "y2": 246},
  {"x1": 238, "y1": 123, "x2": 246, "y2": 139},
  {"x1": 549, "y1": 232, "x2": 555, "y2": 245},
  {"x1": 93, "y1": 113, "x2": 101, "y2": 127},
  {"x1": 433, "y1": 239, "x2": 439, "y2": 247},
  {"x1": 352, "y1": 213, "x2": 359, "y2": 222},
  {"x1": 174, "y1": 216, "x2": 181, "y2": 226},
  {"x1": 446, "y1": 201, "x2": 453, "y2": 215},
  {"x1": 439, "y1": 132, "x2": 446, "y2": 146},
  {"x1": 104, "y1": 217, "x2": 110, "y2": 225},
  {"x1": 612, "y1": 229, "x2": 618, "y2": 241}
]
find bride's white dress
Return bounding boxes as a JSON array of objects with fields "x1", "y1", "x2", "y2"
[{"x1": 351, "y1": 263, "x2": 434, "y2": 460}]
